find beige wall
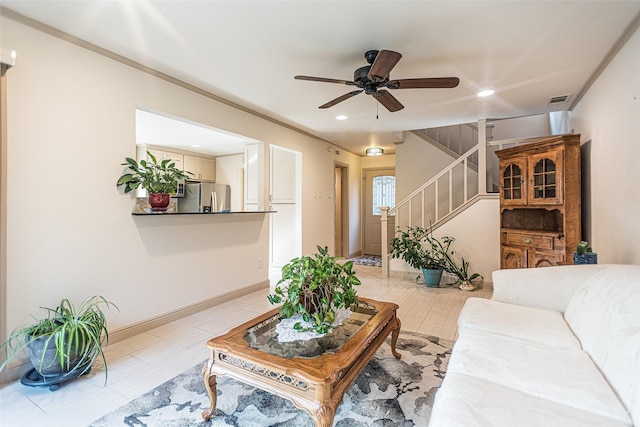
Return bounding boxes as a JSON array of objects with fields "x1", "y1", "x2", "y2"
[
  {"x1": 0, "y1": 14, "x2": 362, "y2": 357},
  {"x1": 571, "y1": 25, "x2": 640, "y2": 264}
]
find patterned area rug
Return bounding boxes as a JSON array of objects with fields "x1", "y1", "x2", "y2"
[
  {"x1": 91, "y1": 331, "x2": 452, "y2": 426},
  {"x1": 350, "y1": 255, "x2": 382, "y2": 267}
]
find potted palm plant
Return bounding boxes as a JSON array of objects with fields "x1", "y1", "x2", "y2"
[
  {"x1": 116, "y1": 151, "x2": 193, "y2": 212},
  {"x1": 390, "y1": 225, "x2": 455, "y2": 287},
  {"x1": 267, "y1": 246, "x2": 361, "y2": 334},
  {"x1": 0, "y1": 296, "x2": 118, "y2": 388}
]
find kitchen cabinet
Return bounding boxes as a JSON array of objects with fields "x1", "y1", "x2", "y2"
[
  {"x1": 147, "y1": 148, "x2": 183, "y2": 170},
  {"x1": 496, "y1": 134, "x2": 581, "y2": 269},
  {"x1": 184, "y1": 154, "x2": 216, "y2": 181}
]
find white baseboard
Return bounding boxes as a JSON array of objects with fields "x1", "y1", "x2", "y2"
[
  {"x1": 0, "y1": 280, "x2": 269, "y2": 385},
  {"x1": 109, "y1": 280, "x2": 269, "y2": 344}
]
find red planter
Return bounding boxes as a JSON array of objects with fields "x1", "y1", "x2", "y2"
[{"x1": 148, "y1": 193, "x2": 170, "y2": 212}]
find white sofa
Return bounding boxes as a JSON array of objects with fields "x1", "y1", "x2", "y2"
[{"x1": 430, "y1": 264, "x2": 640, "y2": 427}]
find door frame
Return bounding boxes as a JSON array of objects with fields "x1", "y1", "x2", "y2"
[
  {"x1": 334, "y1": 162, "x2": 349, "y2": 258},
  {"x1": 362, "y1": 167, "x2": 396, "y2": 256},
  {"x1": 268, "y1": 144, "x2": 302, "y2": 269}
]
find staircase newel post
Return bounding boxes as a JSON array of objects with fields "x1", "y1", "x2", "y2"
[
  {"x1": 478, "y1": 119, "x2": 488, "y2": 196},
  {"x1": 380, "y1": 206, "x2": 389, "y2": 277}
]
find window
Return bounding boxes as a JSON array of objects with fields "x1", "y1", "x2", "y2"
[{"x1": 372, "y1": 175, "x2": 396, "y2": 215}]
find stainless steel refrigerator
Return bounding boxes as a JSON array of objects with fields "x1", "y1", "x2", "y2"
[{"x1": 178, "y1": 181, "x2": 231, "y2": 213}]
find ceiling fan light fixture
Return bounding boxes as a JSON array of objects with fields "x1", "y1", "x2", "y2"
[
  {"x1": 366, "y1": 147, "x2": 384, "y2": 156},
  {"x1": 477, "y1": 89, "x2": 495, "y2": 98},
  {"x1": 336, "y1": 115, "x2": 348, "y2": 120}
]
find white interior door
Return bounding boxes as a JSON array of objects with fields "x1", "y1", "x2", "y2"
[
  {"x1": 270, "y1": 145, "x2": 301, "y2": 267},
  {"x1": 364, "y1": 168, "x2": 396, "y2": 256}
]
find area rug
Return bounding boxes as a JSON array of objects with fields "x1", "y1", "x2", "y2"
[
  {"x1": 90, "y1": 331, "x2": 451, "y2": 427},
  {"x1": 350, "y1": 255, "x2": 383, "y2": 267}
]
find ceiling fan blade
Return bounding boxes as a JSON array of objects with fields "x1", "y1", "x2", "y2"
[
  {"x1": 375, "y1": 90, "x2": 404, "y2": 112},
  {"x1": 387, "y1": 77, "x2": 460, "y2": 89},
  {"x1": 295, "y1": 75, "x2": 355, "y2": 86},
  {"x1": 319, "y1": 90, "x2": 363, "y2": 109},
  {"x1": 368, "y1": 50, "x2": 402, "y2": 82}
]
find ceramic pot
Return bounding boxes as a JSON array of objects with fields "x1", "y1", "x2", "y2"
[
  {"x1": 421, "y1": 268, "x2": 443, "y2": 287},
  {"x1": 27, "y1": 334, "x2": 83, "y2": 377},
  {"x1": 574, "y1": 252, "x2": 598, "y2": 264},
  {"x1": 148, "y1": 193, "x2": 170, "y2": 212},
  {"x1": 458, "y1": 280, "x2": 476, "y2": 292}
]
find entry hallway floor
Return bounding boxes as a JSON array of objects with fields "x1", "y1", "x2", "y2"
[{"x1": 0, "y1": 265, "x2": 491, "y2": 427}]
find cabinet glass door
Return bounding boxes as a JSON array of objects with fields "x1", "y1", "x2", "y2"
[
  {"x1": 528, "y1": 150, "x2": 563, "y2": 205},
  {"x1": 500, "y1": 157, "x2": 527, "y2": 206}
]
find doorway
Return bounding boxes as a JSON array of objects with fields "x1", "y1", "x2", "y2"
[
  {"x1": 363, "y1": 168, "x2": 396, "y2": 256},
  {"x1": 269, "y1": 145, "x2": 302, "y2": 268},
  {"x1": 334, "y1": 163, "x2": 348, "y2": 257}
]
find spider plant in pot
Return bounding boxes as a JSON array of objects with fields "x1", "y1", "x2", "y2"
[
  {"x1": 116, "y1": 151, "x2": 193, "y2": 212},
  {"x1": 267, "y1": 246, "x2": 361, "y2": 334},
  {"x1": 390, "y1": 225, "x2": 455, "y2": 287},
  {"x1": 0, "y1": 296, "x2": 118, "y2": 385}
]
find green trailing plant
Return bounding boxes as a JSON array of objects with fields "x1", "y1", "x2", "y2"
[
  {"x1": 267, "y1": 246, "x2": 361, "y2": 334},
  {"x1": 116, "y1": 151, "x2": 193, "y2": 194},
  {"x1": 390, "y1": 225, "x2": 455, "y2": 270},
  {"x1": 576, "y1": 241, "x2": 593, "y2": 256},
  {"x1": 0, "y1": 296, "x2": 118, "y2": 384}
]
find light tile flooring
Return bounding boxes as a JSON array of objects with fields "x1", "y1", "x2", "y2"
[{"x1": 0, "y1": 265, "x2": 491, "y2": 427}]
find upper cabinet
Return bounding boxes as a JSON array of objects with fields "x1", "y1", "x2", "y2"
[
  {"x1": 496, "y1": 135, "x2": 581, "y2": 269},
  {"x1": 147, "y1": 148, "x2": 184, "y2": 170},
  {"x1": 184, "y1": 154, "x2": 216, "y2": 181}
]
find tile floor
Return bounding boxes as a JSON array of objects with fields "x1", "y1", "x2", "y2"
[{"x1": 0, "y1": 265, "x2": 491, "y2": 427}]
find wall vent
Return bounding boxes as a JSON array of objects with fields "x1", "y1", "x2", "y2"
[{"x1": 547, "y1": 94, "x2": 572, "y2": 105}]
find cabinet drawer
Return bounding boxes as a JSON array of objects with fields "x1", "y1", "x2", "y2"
[{"x1": 504, "y1": 232, "x2": 554, "y2": 250}]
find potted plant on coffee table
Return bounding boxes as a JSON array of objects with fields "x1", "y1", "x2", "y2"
[
  {"x1": 390, "y1": 225, "x2": 455, "y2": 287},
  {"x1": 267, "y1": 246, "x2": 361, "y2": 334},
  {"x1": 116, "y1": 151, "x2": 193, "y2": 212},
  {"x1": 0, "y1": 296, "x2": 118, "y2": 389}
]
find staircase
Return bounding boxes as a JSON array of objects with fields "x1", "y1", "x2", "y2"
[{"x1": 380, "y1": 120, "x2": 495, "y2": 276}]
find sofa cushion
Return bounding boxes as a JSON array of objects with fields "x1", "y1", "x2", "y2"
[
  {"x1": 564, "y1": 264, "x2": 640, "y2": 426},
  {"x1": 458, "y1": 298, "x2": 581, "y2": 349},
  {"x1": 446, "y1": 332, "x2": 632, "y2": 425},
  {"x1": 430, "y1": 372, "x2": 632, "y2": 427}
]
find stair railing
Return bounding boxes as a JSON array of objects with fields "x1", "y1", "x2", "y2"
[{"x1": 381, "y1": 120, "x2": 491, "y2": 276}]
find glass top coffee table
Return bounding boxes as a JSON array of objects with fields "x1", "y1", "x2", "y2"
[{"x1": 202, "y1": 297, "x2": 401, "y2": 426}]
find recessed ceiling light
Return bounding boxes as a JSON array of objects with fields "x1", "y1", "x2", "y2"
[
  {"x1": 336, "y1": 115, "x2": 348, "y2": 120},
  {"x1": 191, "y1": 144, "x2": 200, "y2": 148},
  {"x1": 477, "y1": 89, "x2": 495, "y2": 98}
]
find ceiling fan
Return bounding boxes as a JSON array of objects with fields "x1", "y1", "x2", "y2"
[{"x1": 295, "y1": 49, "x2": 460, "y2": 112}]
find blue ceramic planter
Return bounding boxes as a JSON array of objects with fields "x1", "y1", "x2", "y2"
[
  {"x1": 422, "y1": 268, "x2": 443, "y2": 287},
  {"x1": 574, "y1": 252, "x2": 598, "y2": 264}
]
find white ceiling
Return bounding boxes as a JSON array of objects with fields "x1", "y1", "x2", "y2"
[{"x1": 3, "y1": 1, "x2": 640, "y2": 156}]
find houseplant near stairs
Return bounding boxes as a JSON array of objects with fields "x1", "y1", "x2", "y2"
[
  {"x1": 446, "y1": 256, "x2": 483, "y2": 291},
  {"x1": 390, "y1": 225, "x2": 455, "y2": 287},
  {"x1": 0, "y1": 296, "x2": 118, "y2": 389},
  {"x1": 267, "y1": 246, "x2": 361, "y2": 334},
  {"x1": 116, "y1": 151, "x2": 193, "y2": 212}
]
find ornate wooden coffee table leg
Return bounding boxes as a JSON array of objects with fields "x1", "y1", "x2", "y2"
[
  {"x1": 390, "y1": 317, "x2": 402, "y2": 359},
  {"x1": 312, "y1": 403, "x2": 337, "y2": 427},
  {"x1": 201, "y1": 362, "x2": 217, "y2": 421}
]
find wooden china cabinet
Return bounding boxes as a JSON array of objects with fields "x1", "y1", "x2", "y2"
[{"x1": 496, "y1": 134, "x2": 581, "y2": 269}]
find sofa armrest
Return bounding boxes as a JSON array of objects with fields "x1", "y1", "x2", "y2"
[{"x1": 491, "y1": 264, "x2": 609, "y2": 312}]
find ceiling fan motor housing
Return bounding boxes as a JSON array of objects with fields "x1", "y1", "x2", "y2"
[{"x1": 354, "y1": 65, "x2": 371, "y2": 84}]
